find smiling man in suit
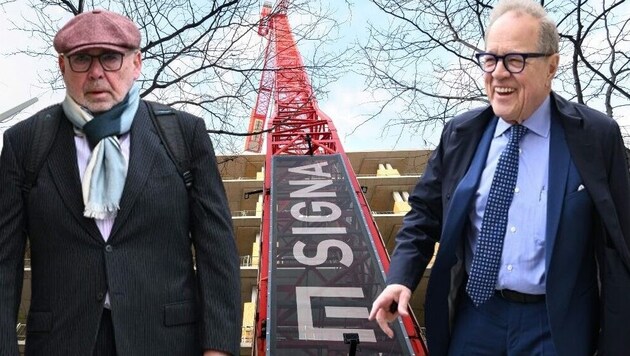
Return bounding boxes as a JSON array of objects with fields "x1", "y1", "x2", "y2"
[
  {"x1": 369, "y1": 0, "x2": 630, "y2": 355},
  {"x1": 0, "y1": 9, "x2": 240, "y2": 356}
]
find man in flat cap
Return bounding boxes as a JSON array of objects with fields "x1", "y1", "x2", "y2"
[{"x1": 0, "y1": 9, "x2": 240, "y2": 356}]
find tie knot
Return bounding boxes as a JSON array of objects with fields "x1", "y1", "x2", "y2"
[{"x1": 510, "y1": 124, "x2": 527, "y2": 144}]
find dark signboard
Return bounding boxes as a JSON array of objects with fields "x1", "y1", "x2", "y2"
[{"x1": 268, "y1": 154, "x2": 415, "y2": 355}]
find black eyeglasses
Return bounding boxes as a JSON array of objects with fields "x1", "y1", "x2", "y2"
[
  {"x1": 475, "y1": 52, "x2": 553, "y2": 74},
  {"x1": 65, "y1": 52, "x2": 128, "y2": 73}
]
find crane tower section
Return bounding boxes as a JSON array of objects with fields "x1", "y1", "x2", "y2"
[{"x1": 247, "y1": 1, "x2": 427, "y2": 355}]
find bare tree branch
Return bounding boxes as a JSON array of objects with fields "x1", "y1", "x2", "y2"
[
  {"x1": 360, "y1": 0, "x2": 630, "y2": 144},
  {"x1": 2, "y1": 0, "x2": 352, "y2": 154}
]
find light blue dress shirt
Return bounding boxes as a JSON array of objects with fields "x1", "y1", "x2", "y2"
[{"x1": 466, "y1": 97, "x2": 551, "y2": 295}]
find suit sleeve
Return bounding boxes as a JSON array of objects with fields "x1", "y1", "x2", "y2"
[
  {"x1": 187, "y1": 118, "x2": 241, "y2": 355},
  {"x1": 386, "y1": 122, "x2": 452, "y2": 291},
  {"x1": 604, "y1": 119, "x2": 630, "y2": 258},
  {"x1": 0, "y1": 131, "x2": 27, "y2": 356}
]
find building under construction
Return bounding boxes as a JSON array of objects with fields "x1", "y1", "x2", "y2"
[{"x1": 16, "y1": 1, "x2": 437, "y2": 355}]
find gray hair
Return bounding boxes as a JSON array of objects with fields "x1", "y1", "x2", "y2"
[{"x1": 486, "y1": 0, "x2": 559, "y2": 54}]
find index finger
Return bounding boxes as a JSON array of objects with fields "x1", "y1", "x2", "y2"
[{"x1": 369, "y1": 297, "x2": 387, "y2": 320}]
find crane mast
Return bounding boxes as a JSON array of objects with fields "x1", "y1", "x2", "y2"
[{"x1": 248, "y1": 2, "x2": 427, "y2": 355}]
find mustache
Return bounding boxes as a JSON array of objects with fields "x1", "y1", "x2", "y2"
[{"x1": 85, "y1": 82, "x2": 110, "y2": 92}]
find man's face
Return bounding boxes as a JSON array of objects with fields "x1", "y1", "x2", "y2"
[
  {"x1": 59, "y1": 48, "x2": 141, "y2": 113},
  {"x1": 484, "y1": 11, "x2": 559, "y2": 124}
]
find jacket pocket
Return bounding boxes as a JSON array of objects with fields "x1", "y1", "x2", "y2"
[
  {"x1": 163, "y1": 300, "x2": 198, "y2": 326},
  {"x1": 27, "y1": 311, "x2": 52, "y2": 333}
]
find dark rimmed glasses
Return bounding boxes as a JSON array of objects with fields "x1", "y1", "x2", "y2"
[
  {"x1": 475, "y1": 52, "x2": 553, "y2": 74},
  {"x1": 65, "y1": 52, "x2": 128, "y2": 73}
]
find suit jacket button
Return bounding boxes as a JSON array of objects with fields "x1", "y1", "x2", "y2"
[
  {"x1": 105, "y1": 245, "x2": 113, "y2": 253},
  {"x1": 97, "y1": 292, "x2": 104, "y2": 301}
]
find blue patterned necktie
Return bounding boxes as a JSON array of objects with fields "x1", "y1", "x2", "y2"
[{"x1": 466, "y1": 124, "x2": 528, "y2": 306}]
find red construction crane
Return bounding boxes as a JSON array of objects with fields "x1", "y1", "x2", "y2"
[{"x1": 247, "y1": 1, "x2": 428, "y2": 355}]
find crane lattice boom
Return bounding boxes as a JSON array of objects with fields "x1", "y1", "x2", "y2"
[{"x1": 247, "y1": 2, "x2": 427, "y2": 355}]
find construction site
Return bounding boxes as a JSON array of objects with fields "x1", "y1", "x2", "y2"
[{"x1": 9, "y1": 1, "x2": 434, "y2": 355}]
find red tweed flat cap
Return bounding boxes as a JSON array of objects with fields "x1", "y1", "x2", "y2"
[{"x1": 53, "y1": 9, "x2": 141, "y2": 55}]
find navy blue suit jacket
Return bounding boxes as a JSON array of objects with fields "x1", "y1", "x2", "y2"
[{"x1": 387, "y1": 93, "x2": 630, "y2": 355}]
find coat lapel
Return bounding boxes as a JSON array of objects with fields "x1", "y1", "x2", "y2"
[
  {"x1": 551, "y1": 93, "x2": 599, "y2": 193},
  {"x1": 444, "y1": 112, "x2": 493, "y2": 180},
  {"x1": 47, "y1": 118, "x2": 103, "y2": 242},
  {"x1": 545, "y1": 114, "x2": 570, "y2": 268},
  {"x1": 441, "y1": 116, "x2": 498, "y2": 249},
  {"x1": 108, "y1": 102, "x2": 159, "y2": 239}
]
